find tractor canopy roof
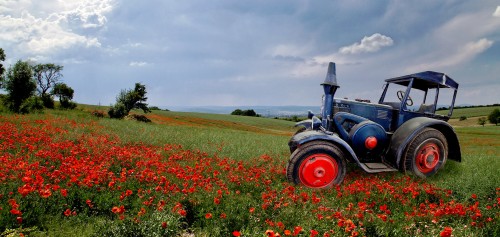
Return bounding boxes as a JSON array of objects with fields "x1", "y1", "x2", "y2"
[{"x1": 385, "y1": 71, "x2": 459, "y2": 90}]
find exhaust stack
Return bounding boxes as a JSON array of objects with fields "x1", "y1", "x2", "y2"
[{"x1": 321, "y1": 62, "x2": 340, "y2": 129}]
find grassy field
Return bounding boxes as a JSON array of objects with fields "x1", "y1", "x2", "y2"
[
  {"x1": 0, "y1": 108, "x2": 498, "y2": 237},
  {"x1": 437, "y1": 105, "x2": 500, "y2": 119}
]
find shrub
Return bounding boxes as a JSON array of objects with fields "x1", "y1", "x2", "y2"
[
  {"x1": 108, "y1": 103, "x2": 127, "y2": 119},
  {"x1": 478, "y1": 117, "x2": 487, "y2": 127},
  {"x1": 459, "y1": 116, "x2": 467, "y2": 121},
  {"x1": 91, "y1": 110, "x2": 105, "y2": 118},
  {"x1": 60, "y1": 99, "x2": 77, "y2": 110},
  {"x1": 488, "y1": 109, "x2": 500, "y2": 125},
  {"x1": 41, "y1": 94, "x2": 55, "y2": 109},
  {"x1": 124, "y1": 114, "x2": 152, "y2": 123}
]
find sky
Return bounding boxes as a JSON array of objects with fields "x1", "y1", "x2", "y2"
[{"x1": 1, "y1": 0, "x2": 499, "y2": 108}]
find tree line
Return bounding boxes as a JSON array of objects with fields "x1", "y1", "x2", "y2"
[{"x1": 0, "y1": 48, "x2": 75, "y2": 113}]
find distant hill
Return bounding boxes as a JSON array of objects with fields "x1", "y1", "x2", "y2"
[
  {"x1": 166, "y1": 105, "x2": 321, "y2": 117},
  {"x1": 163, "y1": 104, "x2": 499, "y2": 119}
]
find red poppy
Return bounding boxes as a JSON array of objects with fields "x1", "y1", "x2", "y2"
[
  {"x1": 265, "y1": 230, "x2": 275, "y2": 237},
  {"x1": 293, "y1": 226, "x2": 302, "y2": 236},
  {"x1": 205, "y1": 213, "x2": 213, "y2": 219},
  {"x1": 232, "y1": 230, "x2": 241, "y2": 236},
  {"x1": 10, "y1": 209, "x2": 22, "y2": 216},
  {"x1": 440, "y1": 227, "x2": 452, "y2": 237},
  {"x1": 64, "y1": 209, "x2": 72, "y2": 217}
]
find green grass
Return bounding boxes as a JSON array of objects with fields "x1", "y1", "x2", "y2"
[
  {"x1": 437, "y1": 105, "x2": 500, "y2": 119},
  {"x1": 1, "y1": 108, "x2": 499, "y2": 237},
  {"x1": 429, "y1": 126, "x2": 500, "y2": 201}
]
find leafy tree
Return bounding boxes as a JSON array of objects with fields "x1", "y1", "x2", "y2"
[
  {"x1": 488, "y1": 108, "x2": 500, "y2": 125},
  {"x1": 231, "y1": 109, "x2": 243, "y2": 115},
  {"x1": 3, "y1": 60, "x2": 36, "y2": 113},
  {"x1": 108, "y1": 83, "x2": 151, "y2": 119},
  {"x1": 477, "y1": 117, "x2": 487, "y2": 127},
  {"x1": 231, "y1": 109, "x2": 259, "y2": 117},
  {"x1": 242, "y1": 109, "x2": 257, "y2": 116},
  {"x1": 0, "y1": 48, "x2": 5, "y2": 82},
  {"x1": 52, "y1": 83, "x2": 76, "y2": 109}
]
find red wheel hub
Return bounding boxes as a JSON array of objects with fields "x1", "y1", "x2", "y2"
[
  {"x1": 416, "y1": 143, "x2": 440, "y2": 173},
  {"x1": 299, "y1": 154, "x2": 338, "y2": 188}
]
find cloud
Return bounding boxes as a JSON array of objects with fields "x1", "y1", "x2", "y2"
[
  {"x1": 339, "y1": 33, "x2": 394, "y2": 54},
  {"x1": 129, "y1": 61, "x2": 148, "y2": 67},
  {"x1": 405, "y1": 38, "x2": 493, "y2": 72},
  {"x1": 494, "y1": 6, "x2": 500, "y2": 17},
  {"x1": 0, "y1": 0, "x2": 113, "y2": 59},
  {"x1": 441, "y1": 38, "x2": 493, "y2": 67}
]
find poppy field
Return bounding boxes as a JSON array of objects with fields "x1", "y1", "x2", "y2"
[{"x1": 0, "y1": 111, "x2": 499, "y2": 236}]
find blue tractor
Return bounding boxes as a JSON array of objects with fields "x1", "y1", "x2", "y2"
[{"x1": 287, "y1": 62, "x2": 461, "y2": 188}]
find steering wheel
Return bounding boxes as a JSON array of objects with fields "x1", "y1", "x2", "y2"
[{"x1": 397, "y1": 90, "x2": 414, "y2": 106}]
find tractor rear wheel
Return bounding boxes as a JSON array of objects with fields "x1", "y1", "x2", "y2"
[
  {"x1": 404, "y1": 128, "x2": 447, "y2": 178},
  {"x1": 287, "y1": 141, "x2": 346, "y2": 188}
]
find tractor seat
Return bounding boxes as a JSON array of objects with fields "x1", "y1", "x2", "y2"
[{"x1": 418, "y1": 104, "x2": 435, "y2": 114}]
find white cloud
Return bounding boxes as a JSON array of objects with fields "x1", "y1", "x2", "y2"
[
  {"x1": 129, "y1": 61, "x2": 148, "y2": 67},
  {"x1": 441, "y1": 38, "x2": 493, "y2": 67},
  {"x1": 0, "y1": 0, "x2": 113, "y2": 57},
  {"x1": 494, "y1": 6, "x2": 500, "y2": 17},
  {"x1": 339, "y1": 33, "x2": 394, "y2": 54},
  {"x1": 406, "y1": 38, "x2": 493, "y2": 72}
]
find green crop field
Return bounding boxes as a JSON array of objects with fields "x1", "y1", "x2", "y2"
[
  {"x1": 437, "y1": 105, "x2": 500, "y2": 119},
  {"x1": 0, "y1": 108, "x2": 498, "y2": 237}
]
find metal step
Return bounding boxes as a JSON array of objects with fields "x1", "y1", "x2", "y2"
[{"x1": 358, "y1": 162, "x2": 398, "y2": 173}]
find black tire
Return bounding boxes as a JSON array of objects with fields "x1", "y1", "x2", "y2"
[
  {"x1": 286, "y1": 141, "x2": 347, "y2": 188},
  {"x1": 403, "y1": 128, "x2": 448, "y2": 178}
]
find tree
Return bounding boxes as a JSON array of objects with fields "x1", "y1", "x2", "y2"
[
  {"x1": 108, "y1": 83, "x2": 151, "y2": 119},
  {"x1": 477, "y1": 117, "x2": 487, "y2": 127},
  {"x1": 231, "y1": 109, "x2": 259, "y2": 117},
  {"x1": 231, "y1": 109, "x2": 243, "y2": 115},
  {"x1": 52, "y1": 83, "x2": 76, "y2": 109},
  {"x1": 33, "y1": 63, "x2": 63, "y2": 96},
  {"x1": 3, "y1": 60, "x2": 36, "y2": 113},
  {"x1": 0, "y1": 48, "x2": 5, "y2": 87},
  {"x1": 488, "y1": 108, "x2": 500, "y2": 125},
  {"x1": 32, "y1": 63, "x2": 63, "y2": 108}
]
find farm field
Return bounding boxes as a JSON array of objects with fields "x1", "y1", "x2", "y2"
[
  {"x1": 0, "y1": 109, "x2": 499, "y2": 237},
  {"x1": 437, "y1": 105, "x2": 500, "y2": 119}
]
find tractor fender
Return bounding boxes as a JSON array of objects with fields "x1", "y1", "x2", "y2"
[
  {"x1": 388, "y1": 117, "x2": 461, "y2": 170},
  {"x1": 295, "y1": 119, "x2": 313, "y2": 130},
  {"x1": 295, "y1": 116, "x2": 322, "y2": 130},
  {"x1": 288, "y1": 130, "x2": 359, "y2": 164}
]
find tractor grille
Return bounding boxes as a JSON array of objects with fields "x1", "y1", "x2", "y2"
[{"x1": 377, "y1": 110, "x2": 388, "y2": 119}]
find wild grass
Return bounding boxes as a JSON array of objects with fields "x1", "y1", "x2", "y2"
[{"x1": 0, "y1": 108, "x2": 498, "y2": 237}]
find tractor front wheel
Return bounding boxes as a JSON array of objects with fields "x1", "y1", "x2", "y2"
[
  {"x1": 287, "y1": 141, "x2": 346, "y2": 188},
  {"x1": 404, "y1": 128, "x2": 448, "y2": 178}
]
